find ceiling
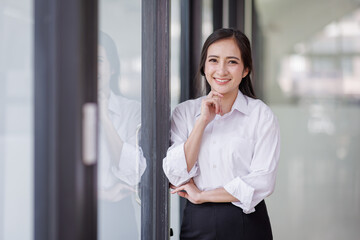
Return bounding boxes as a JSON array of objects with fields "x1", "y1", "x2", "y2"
[{"x1": 256, "y1": 0, "x2": 360, "y2": 54}]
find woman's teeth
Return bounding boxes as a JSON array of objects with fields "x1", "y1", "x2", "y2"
[{"x1": 216, "y1": 79, "x2": 230, "y2": 82}]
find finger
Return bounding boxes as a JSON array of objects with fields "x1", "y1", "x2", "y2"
[
  {"x1": 214, "y1": 97, "x2": 224, "y2": 114},
  {"x1": 169, "y1": 184, "x2": 176, "y2": 189},
  {"x1": 171, "y1": 186, "x2": 185, "y2": 194},
  {"x1": 216, "y1": 98, "x2": 223, "y2": 114},
  {"x1": 210, "y1": 91, "x2": 224, "y2": 98},
  {"x1": 204, "y1": 98, "x2": 222, "y2": 115},
  {"x1": 207, "y1": 101, "x2": 219, "y2": 114},
  {"x1": 209, "y1": 98, "x2": 220, "y2": 114},
  {"x1": 170, "y1": 189, "x2": 179, "y2": 194},
  {"x1": 215, "y1": 98, "x2": 222, "y2": 114},
  {"x1": 214, "y1": 99, "x2": 220, "y2": 114},
  {"x1": 203, "y1": 99, "x2": 217, "y2": 110},
  {"x1": 205, "y1": 98, "x2": 219, "y2": 108},
  {"x1": 177, "y1": 191, "x2": 188, "y2": 199}
]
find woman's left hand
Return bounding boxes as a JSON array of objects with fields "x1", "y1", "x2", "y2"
[{"x1": 171, "y1": 179, "x2": 203, "y2": 204}]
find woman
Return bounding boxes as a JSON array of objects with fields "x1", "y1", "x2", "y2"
[
  {"x1": 163, "y1": 28, "x2": 280, "y2": 239},
  {"x1": 98, "y1": 32, "x2": 145, "y2": 240}
]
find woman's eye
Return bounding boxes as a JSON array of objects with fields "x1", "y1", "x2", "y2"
[
  {"x1": 229, "y1": 60, "x2": 238, "y2": 64},
  {"x1": 208, "y1": 58, "x2": 217, "y2": 63}
]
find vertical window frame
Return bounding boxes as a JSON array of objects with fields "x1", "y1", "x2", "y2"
[{"x1": 141, "y1": 0, "x2": 171, "y2": 239}]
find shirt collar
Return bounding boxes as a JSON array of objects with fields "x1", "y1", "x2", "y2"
[
  {"x1": 231, "y1": 90, "x2": 249, "y2": 115},
  {"x1": 195, "y1": 90, "x2": 249, "y2": 117}
]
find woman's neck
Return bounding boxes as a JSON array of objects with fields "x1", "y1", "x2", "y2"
[{"x1": 219, "y1": 90, "x2": 238, "y2": 115}]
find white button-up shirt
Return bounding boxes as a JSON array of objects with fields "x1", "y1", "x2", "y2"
[
  {"x1": 163, "y1": 90, "x2": 280, "y2": 213},
  {"x1": 98, "y1": 92, "x2": 146, "y2": 201}
]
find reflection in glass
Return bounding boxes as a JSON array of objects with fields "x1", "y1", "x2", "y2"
[
  {"x1": 97, "y1": 31, "x2": 145, "y2": 240},
  {"x1": 170, "y1": 0, "x2": 181, "y2": 239}
]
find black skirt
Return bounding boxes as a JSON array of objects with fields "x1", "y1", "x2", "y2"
[{"x1": 180, "y1": 200, "x2": 272, "y2": 240}]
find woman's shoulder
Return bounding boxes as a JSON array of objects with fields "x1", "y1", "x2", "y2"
[
  {"x1": 245, "y1": 96, "x2": 276, "y2": 119},
  {"x1": 174, "y1": 96, "x2": 204, "y2": 111},
  {"x1": 172, "y1": 96, "x2": 205, "y2": 117}
]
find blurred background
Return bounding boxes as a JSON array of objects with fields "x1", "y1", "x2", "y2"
[
  {"x1": 257, "y1": 1, "x2": 360, "y2": 239},
  {"x1": 1, "y1": 0, "x2": 360, "y2": 239}
]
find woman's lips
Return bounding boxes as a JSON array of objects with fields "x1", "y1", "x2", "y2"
[{"x1": 214, "y1": 78, "x2": 230, "y2": 85}]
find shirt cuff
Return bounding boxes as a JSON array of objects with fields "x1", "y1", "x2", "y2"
[
  {"x1": 163, "y1": 143, "x2": 199, "y2": 186},
  {"x1": 224, "y1": 177, "x2": 255, "y2": 214},
  {"x1": 111, "y1": 142, "x2": 146, "y2": 186}
]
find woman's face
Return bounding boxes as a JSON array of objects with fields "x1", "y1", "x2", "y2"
[
  {"x1": 204, "y1": 38, "x2": 248, "y2": 97},
  {"x1": 98, "y1": 46, "x2": 112, "y2": 95}
]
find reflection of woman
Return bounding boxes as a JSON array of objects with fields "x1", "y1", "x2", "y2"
[
  {"x1": 163, "y1": 28, "x2": 280, "y2": 240},
  {"x1": 98, "y1": 32, "x2": 145, "y2": 192},
  {"x1": 98, "y1": 32, "x2": 145, "y2": 240}
]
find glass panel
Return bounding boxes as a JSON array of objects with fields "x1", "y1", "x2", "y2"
[
  {"x1": 202, "y1": 0, "x2": 213, "y2": 44},
  {"x1": 170, "y1": 0, "x2": 181, "y2": 239},
  {"x1": 201, "y1": 0, "x2": 213, "y2": 95},
  {"x1": 97, "y1": 0, "x2": 143, "y2": 239},
  {"x1": 0, "y1": 0, "x2": 33, "y2": 240},
  {"x1": 256, "y1": 1, "x2": 360, "y2": 239}
]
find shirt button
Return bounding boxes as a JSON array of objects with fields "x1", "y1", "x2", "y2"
[
  {"x1": 213, "y1": 164, "x2": 216, "y2": 168},
  {"x1": 212, "y1": 140, "x2": 216, "y2": 144}
]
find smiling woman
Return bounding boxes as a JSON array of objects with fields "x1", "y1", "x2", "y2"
[
  {"x1": 163, "y1": 28, "x2": 280, "y2": 240},
  {"x1": 199, "y1": 29, "x2": 256, "y2": 99}
]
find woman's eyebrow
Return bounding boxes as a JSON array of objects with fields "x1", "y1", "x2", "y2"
[
  {"x1": 207, "y1": 55, "x2": 240, "y2": 60},
  {"x1": 227, "y1": 56, "x2": 240, "y2": 60}
]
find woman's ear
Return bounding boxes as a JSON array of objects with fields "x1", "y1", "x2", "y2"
[{"x1": 242, "y1": 68, "x2": 249, "y2": 78}]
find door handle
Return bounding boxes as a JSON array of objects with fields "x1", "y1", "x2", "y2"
[{"x1": 82, "y1": 102, "x2": 98, "y2": 165}]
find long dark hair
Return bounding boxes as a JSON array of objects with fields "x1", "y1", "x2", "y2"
[
  {"x1": 199, "y1": 28, "x2": 256, "y2": 98},
  {"x1": 99, "y1": 31, "x2": 121, "y2": 95}
]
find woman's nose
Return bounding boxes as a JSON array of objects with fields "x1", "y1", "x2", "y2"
[{"x1": 217, "y1": 62, "x2": 228, "y2": 75}]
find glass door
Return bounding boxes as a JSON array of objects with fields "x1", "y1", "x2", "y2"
[
  {"x1": 30, "y1": 0, "x2": 170, "y2": 239},
  {"x1": 97, "y1": 0, "x2": 143, "y2": 239},
  {"x1": 98, "y1": 0, "x2": 171, "y2": 239}
]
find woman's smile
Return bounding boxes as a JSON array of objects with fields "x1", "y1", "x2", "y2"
[{"x1": 214, "y1": 77, "x2": 231, "y2": 84}]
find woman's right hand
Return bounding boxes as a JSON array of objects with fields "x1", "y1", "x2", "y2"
[
  {"x1": 171, "y1": 179, "x2": 204, "y2": 204},
  {"x1": 199, "y1": 91, "x2": 223, "y2": 125}
]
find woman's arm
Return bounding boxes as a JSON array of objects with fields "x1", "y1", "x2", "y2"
[
  {"x1": 163, "y1": 91, "x2": 224, "y2": 186},
  {"x1": 171, "y1": 180, "x2": 238, "y2": 204},
  {"x1": 99, "y1": 97, "x2": 124, "y2": 165},
  {"x1": 99, "y1": 96, "x2": 146, "y2": 186},
  {"x1": 183, "y1": 118, "x2": 207, "y2": 172},
  {"x1": 184, "y1": 91, "x2": 223, "y2": 172}
]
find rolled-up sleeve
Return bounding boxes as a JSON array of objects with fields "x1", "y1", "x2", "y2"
[
  {"x1": 163, "y1": 106, "x2": 199, "y2": 186},
  {"x1": 111, "y1": 142, "x2": 147, "y2": 186},
  {"x1": 224, "y1": 108, "x2": 280, "y2": 214}
]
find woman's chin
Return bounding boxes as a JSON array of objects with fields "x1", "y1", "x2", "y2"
[{"x1": 211, "y1": 86, "x2": 228, "y2": 95}]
